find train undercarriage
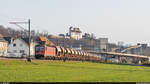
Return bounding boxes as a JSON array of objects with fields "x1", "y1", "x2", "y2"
[{"x1": 35, "y1": 54, "x2": 101, "y2": 62}]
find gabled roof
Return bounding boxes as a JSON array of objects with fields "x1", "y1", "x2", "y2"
[
  {"x1": 3, "y1": 37, "x2": 30, "y2": 45},
  {"x1": 21, "y1": 38, "x2": 29, "y2": 45},
  {"x1": 8, "y1": 38, "x2": 29, "y2": 47},
  {"x1": 0, "y1": 34, "x2": 7, "y2": 43},
  {"x1": 3, "y1": 37, "x2": 13, "y2": 44},
  {"x1": 0, "y1": 38, "x2": 7, "y2": 42},
  {"x1": 37, "y1": 36, "x2": 56, "y2": 46}
]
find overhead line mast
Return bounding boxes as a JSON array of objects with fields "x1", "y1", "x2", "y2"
[{"x1": 9, "y1": 19, "x2": 31, "y2": 62}]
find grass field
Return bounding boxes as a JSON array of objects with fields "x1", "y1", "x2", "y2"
[{"x1": 0, "y1": 59, "x2": 150, "y2": 82}]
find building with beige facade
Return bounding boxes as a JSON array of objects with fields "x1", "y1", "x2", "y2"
[{"x1": 0, "y1": 34, "x2": 8, "y2": 56}]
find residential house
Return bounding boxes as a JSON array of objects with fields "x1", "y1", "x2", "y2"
[
  {"x1": 0, "y1": 34, "x2": 8, "y2": 57},
  {"x1": 6, "y1": 38, "x2": 38, "y2": 58}
]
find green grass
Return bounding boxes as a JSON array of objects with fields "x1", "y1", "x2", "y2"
[{"x1": 0, "y1": 59, "x2": 150, "y2": 82}]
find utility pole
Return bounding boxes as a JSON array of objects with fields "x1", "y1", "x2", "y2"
[
  {"x1": 9, "y1": 19, "x2": 31, "y2": 62},
  {"x1": 28, "y1": 19, "x2": 31, "y2": 62}
]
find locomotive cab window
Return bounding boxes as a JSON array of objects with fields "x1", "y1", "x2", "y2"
[
  {"x1": 40, "y1": 47, "x2": 45, "y2": 51},
  {"x1": 35, "y1": 47, "x2": 40, "y2": 50}
]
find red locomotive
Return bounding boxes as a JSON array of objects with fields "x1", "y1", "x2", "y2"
[{"x1": 35, "y1": 45, "x2": 56, "y2": 59}]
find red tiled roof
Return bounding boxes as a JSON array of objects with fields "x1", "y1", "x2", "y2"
[{"x1": 39, "y1": 36, "x2": 56, "y2": 46}]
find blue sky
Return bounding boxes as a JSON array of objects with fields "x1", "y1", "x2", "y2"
[{"x1": 1, "y1": 0, "x2": 150, "y2": 45}]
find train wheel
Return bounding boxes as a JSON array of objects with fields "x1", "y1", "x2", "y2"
[
  {"x1": 49, "y1": 57, "x2": 51, "y2": 60},
  {"x1": 63, "y1": 57, "x2": 66, "y2": 62},
  {"x1": 53, "y1": 57, "x2": 56, "y2": 60}
]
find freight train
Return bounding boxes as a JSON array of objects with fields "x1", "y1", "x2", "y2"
[{"x1": 35, "y1": 45, "x2": 101, "y2": 62}]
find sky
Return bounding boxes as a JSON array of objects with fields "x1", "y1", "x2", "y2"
[{"x1": 1, "y1": 0, "x2": 150, "y2": 45}]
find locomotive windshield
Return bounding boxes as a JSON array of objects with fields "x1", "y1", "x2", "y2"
[
  {"x1": 35, "y1": 47, "x2": 40, "y2": 51},
  {"x1": 35, "y1": 46, "x2": 45, "y2": 51},
  {"x1": 40, "y1": 47, "x2": 45, "y2": 51}
]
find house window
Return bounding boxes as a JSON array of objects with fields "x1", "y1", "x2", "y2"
[
  {"x1": 13, "y1": 50, "x2": 17, "y2": 53},
  {"x1": 13, "y1": 44, "x2": 16, "y2": 47},
  {"x1": 20, "y1": 50, "x2": 25, "y2": 53}
]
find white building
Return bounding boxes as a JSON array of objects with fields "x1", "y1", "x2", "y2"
[
  {"x1": 69, "y1": 27, "x2": 82, "y2": 40},
  {"x1": 7, "y1": 38, "x2": 37, "y2": 58}
]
